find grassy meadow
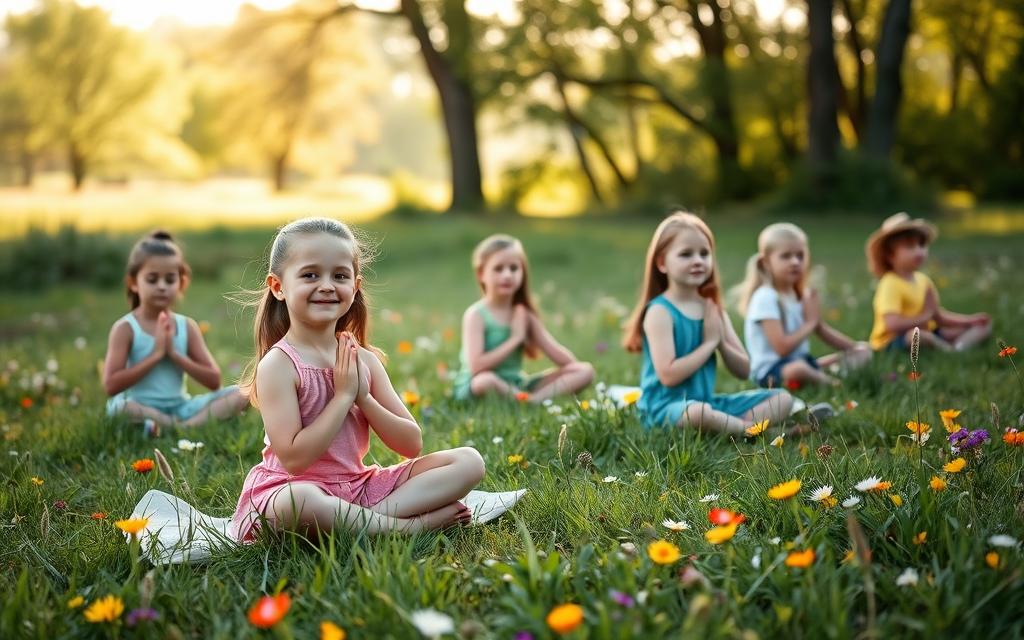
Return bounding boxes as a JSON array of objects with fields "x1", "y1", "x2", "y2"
[{"x1": 1, "y1": 210, "x2": 1023, "y2": 639}]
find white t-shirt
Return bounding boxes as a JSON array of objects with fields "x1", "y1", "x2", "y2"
[{"x1": 744, "y1": 285, "x2": 810, "y2": 382}]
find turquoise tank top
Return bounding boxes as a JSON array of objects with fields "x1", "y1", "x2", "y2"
[
  {"x1": 452, "y1": 302, "x2": 524, "y2": 397},
  {"x1": 120, "y1": 312, "x2": 190, "y2": 406}
]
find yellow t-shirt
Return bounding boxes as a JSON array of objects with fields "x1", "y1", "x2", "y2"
[{"x1": 870, "y1": 271, "x2": 938, "y2": 350}]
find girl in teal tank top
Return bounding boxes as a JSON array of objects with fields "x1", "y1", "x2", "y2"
[
  {"x1": 453, "y1": 235, "x2": 594, "y2": 402},
  {"x1": 102, "y1": 230, "x2": 248, "y2": 431},
  {"x1": 623, "y1": 212, "x2": 793, "y2": 432}
]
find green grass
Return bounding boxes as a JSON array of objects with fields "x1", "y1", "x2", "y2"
[{"x1": 2, "y1": 211, "x2": 1023, "y2": 639}]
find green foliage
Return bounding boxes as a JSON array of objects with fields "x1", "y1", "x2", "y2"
[{"x1": 0, "y1": 225, "x2": 126, "y2": 291}]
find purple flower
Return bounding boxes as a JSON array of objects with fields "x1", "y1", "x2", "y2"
[
  {"x1": 949, "y1": 428, "x2": 989, "y2": 450},
  {"x1": 609, "y1": 589, "x2": 635, "y2": 608},
  {"x1": 514, "y1": 632, "x2": 534, "y2": 640},
  {"x1": 125, "y1": 608, "x2": 159, "y2": 626},
  {"x1": 595, "y1": 341, "x2": 609, "y2": 354}
]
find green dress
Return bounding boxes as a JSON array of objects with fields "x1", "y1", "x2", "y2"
[{"x1": 452, "y1": 302, "x2": 543, "y2": 400}]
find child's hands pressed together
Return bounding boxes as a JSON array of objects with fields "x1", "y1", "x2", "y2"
[
  {"x1": 156, "y1": 310, "x2": 173, "y2": 357},
  {"x1": 802, "y1": 289, "x2": 821, "y2": 328},
  {"x1": 510, "y1": 304, "x2": 529, "y2": 344},
  {"x1": 334, "y1": 332, "x2": 361, "y2": 402},
  {"x1": 702, "y1": 299, "x2": 723, "y2": 346}
]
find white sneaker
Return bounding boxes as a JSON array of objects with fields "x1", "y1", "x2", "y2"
[{"x1": 807, "y1": 402, "x2": 836, "y2": 426}]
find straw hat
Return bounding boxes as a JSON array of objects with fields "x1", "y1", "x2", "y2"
[{"x1": 865, "y1": 212, "x2": 938, "y2": 277}]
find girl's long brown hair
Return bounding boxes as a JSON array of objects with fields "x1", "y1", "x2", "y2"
[
  {"x1": 622, "y1": 210, "x2": 721, "y2": 353},
  {"x1": 240, "y1": 217, "x2": 375, "y2": 405},
  {"x1": 124, "y1": 230, "x2": 191, "y2": 309},
  {"x1": 472, "y1": 234, "x2": 539, "y2": 358}
]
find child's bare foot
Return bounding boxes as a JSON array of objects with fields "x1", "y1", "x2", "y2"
[{"x1": 415, "y1": 502, "x2": 471, "y2": 531}]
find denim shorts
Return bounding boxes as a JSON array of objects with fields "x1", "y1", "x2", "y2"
[{"x1": 757, "y1": 354, "x2": 819, "y2": 388}]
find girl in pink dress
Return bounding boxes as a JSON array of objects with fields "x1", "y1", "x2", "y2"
[{"x1": 230, "y1": 218, "x2": 485, "y2": 541}]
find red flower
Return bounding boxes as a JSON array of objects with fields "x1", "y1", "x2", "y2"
[
  {"x1": 784, "y1": 379, "x2": 802, "y2": 391},
  {"x1": 91, "y1": 512, "x2": 107, "y2": 520},
  {"x1": 999, "y1": 345, "x2": 1018, "y2": 357},
  {"x1": 247, "y1": 594, "x2": 291, "y2": 628},
  {"x1": 131, "y1": 459, "x2": 155, "y2": 474},
  {"x1": 907, "y1": 372, "x2": 922, "y2": 381},
  {"x1": 20, "y1": 397, "x2": 33, "y2": 409},
  {"x1": 515, "y1": 391, "x2": 530, "y2": 402},
  {"x1": 708, "y1": 508, "x2": 745, "y2": 525}
]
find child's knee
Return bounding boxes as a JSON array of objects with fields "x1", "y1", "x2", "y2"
[
  {"x1": 772, "y1": 391, "x2": 794, "y2": 417},
  {"x1": 573, "y1": 361, "x2": 595, "y2": 385},
  {"x1": 470, "y1": 372, "x2": 500, "y2": 395},
  {"x1": 682, "y1": 402, "x2": 713, "y2": 426},
  {"x1": 455, "y1": 447, "x2": 486, "y2": 483}
]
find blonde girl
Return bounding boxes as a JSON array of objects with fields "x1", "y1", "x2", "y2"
[
  {"x1": 230, "y1": 217, "x2": 484, "y2": 541},
  {"x1": 623, "y1": 211, "x2": 792, "y2": 432},
  {"x1": 452, "y1": 234, "x2": 594, "y2": 402},
  {"x1": 103, "y1": 230, "x2": 248, "y2": 434},
  {"x1": 738, "y1": 223, "x2": 871, "y2": 389}
]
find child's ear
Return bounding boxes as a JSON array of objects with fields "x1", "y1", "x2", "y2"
[
  {"x1": 354, "y1": 275, "x2": 362, "y2": 293},
  {"x1": 655, "y1": 256, "x2": 667, "y2": 274},
  {"x1": 266, "y1": 274, "x2": 284, "y2": 301},
  {"x1": 127, "y1": 275, "x2": 138, "y2": 293}
]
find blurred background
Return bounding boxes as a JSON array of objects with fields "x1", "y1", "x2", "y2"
[{"x1": 0, "y1": 0, "x2": 1022, "y2": 238}]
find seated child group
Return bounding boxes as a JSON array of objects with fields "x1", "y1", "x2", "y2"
[{"x1": 102, "y1": 211, "x2": 992, "y2": 540}]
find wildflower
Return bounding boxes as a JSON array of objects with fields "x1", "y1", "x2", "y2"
[
  {"x1": 911, "y1": 431, "x2": 930, "y2": 444},
  {"x1": 621, "y1": 390, "x2": 641, "y2": 406},
  {"x1": 808, "y1": 486, "x2": 836, "y2": 508},
  {"x1": 634, "y1": 471, "x2": 648, "y2": 478},
  {"x1": 943, "y1": 458, "x2": 966, "y2": 473},
  {"x1": 845, "y1": 400, "x2": 859, "y2": 410},
  {"x1": 176, "y1": 439, "x2": 204, "y2": 452},
  {"x1": 680, "y1": 564, "x2": 710, "y2": 588},
  {"x1": 895, "y1": 568, "x2": 919, "y2": 587},
  {"x1": 492, "y1": 436, "x2": 504, "y2": 445},
  {"x1": 131, "y1": 459, "x2": 155, "y2": 474},
  {"x1": 619, "y1": 542, "x2": 637, "y2": 557},
  {"x1": 576, "y1": 451, "x2": 593, "y2": 469},
  {"x1": 912, "y1": 531, "x2": 927, "y2": 545},
  {"x1": 906, "y1": 421, "x2": 930, "y2": 436},
  {"x1": 125, "y1": 608, "x2": 160, "y2": 626},
  {"x1": 988, "y1": 534, "x2": 1019, "y2": 548},
  {"x1": 91, "y1": 512, "x2": 107, "y2": 520},
  {"x1": 248, "y1": 594, "x2": 291, "y2": 628},
  {"x1": 515, "y1": 391, "x2": 530, "y2": 402},
  {"x1": 20, "y1": 396, "x2": 33, "y2": 409},
  {"x1": 705, "y1": 523, "x2": 738, "y2": 545},
  {"x1": 767, "y1": 479, "x2": 802, "y2": 500},
  {"x1": 67, "y1": 595, "x2": 84, "y2": 608},
  {"x1": 84, "y1": 595, "x2": 125, "y2": 623},
  {"x1": 842, "y1": 496, "x2": 861, "y2": 508},
  {"x1": 320, "y1": 621, "x2": 346, "y2": 640},
  {"x1": 31, "y1": 477, "x2": 44, "y2": 486},
  {"x1": 799, "y1": 442, "x2": 809, "y2": 458},
  {"x1": 154, "y1": 448, "x2": 174, "y2": 482},
  {"x1": 1003, "y1": 430, "x2": 1024, "y2": 446},
  {"x1": 855, "y1": 477, "x2": 891, "y2": 492},
  {"x1": 929, "y1": 476, "x2": 947, "y2": 491},
  {"x1": 402, "y1": 391, "x2": 420, "y2": 406},
  {"x1": 785, "y1": 549, "x2": 815, "y2": 568},
  {"x1": 999, "y1": 345, "x2": 1017, "y2": 357},
  {"x1": 889, "y1": 494, "x2": 903, "y2": 507},
  {"x1": 699, "y1": 493, "x2": 719, "y2": 503},
  {"x1": 609, "y1": 590, "x2": 635, "y2": 608},
  {"x1": 52, "y1": 499, "x2": 66, "y2": 511},
  {"x1": 115, "y1": 518, "x2": 149, "y2": 536},
  {"x1": 816, "y1": 444, "x2": 834, "y2": 459},
  {"x1": 985, "y1": 552, "x2": 1001, "y2": 570},
  {"x1": 708, "y1": 508, "x2": 745, "y2": 525},
  {"x1": 908, "y1": 372, "x2": 922, "y2": 381},
  {"x1": 939, "y1": 409, "x2": 962, "y2": 433},
  {"x1": 647, "y1": 540, "x2": 682, "y2": 564},
  {"x1": 546, "y1": 604, "x2": 584, "y2": 634},
  {"x1": 841, "y1": 550, "x2": 856, "y2": 564},
  {"x1": 745, "y1": 419, "x2": 769, "y2": 436},
  {"x1": 397, "y1": 340, "x2": 413, "y2": 354},
  {"x1": 507, "y1": 454, "x2": 527, "y2": 468},
  {"x1": 602, "y1": 476, "x2": 618, "y2": 483},
  {"x1": 770, "y1": 434, "x2": 785, "y2": 447},
  {"x1": 949, "y1": 428, "x2": 989, "y2": 451},
  {"x1": 662, "y1": 519, "x2": 690, "y2": 532},
  {"x1": 785, "y1": 379, "x2": 801, "y2": 391},
  {"x1": 910, "y1": 328, "x2": 921, "y2": 367}
]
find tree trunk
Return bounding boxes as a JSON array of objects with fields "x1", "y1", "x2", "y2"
[
  {"x1": 69, "y1": 143, "x2": 86, "y2": 191},
  {"x1": 949, "y1": 51, "x2": 962, "y2": 113},
  {"x1": 839, "y1": 0, "x2": 867, "y2": 141},
  {"x1": 20, "y1": 148, "x2": 35, "y2": 187},
  {"x1": 553, "y1": 75, "x2": 604, "y2": 204},
  {"x1": 272, "y1": 150, "x2": 289, "y2": 192},
  {"x1": 807, "y1": 0, "x2": 841, "y2": 169},
  {"x1": 399, "y1": 0, "x2": 484, "y2": 212},
  {"x1": 864, "y1": 0, "x2": 912, "y2": 158}
]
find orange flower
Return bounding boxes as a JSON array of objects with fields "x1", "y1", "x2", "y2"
[
  {"x1": 943, "y1": 458, "x2": 966, "y2": 473},
  {"x1": 115, "y1": 518, "x2": 149, "y2": 535},
  {"x1": 705, "y1": 522, "x2": 738, "y2": 545},
  {"x1": 745, "y1": 419, "x2": 769, "y2": 436},
  {"x1": 905, "y1": 421, "x2": 930, "y2": 436},
  {"x1": 20, "y1": 396, "x2": 33, "y2": 409},
  {"x1": 397, "y1": 340, "x2": 413, "y2": 355},
  {"x1": 908, "y1": 372, "x2": 922, "y2": 381},
  {"x1": 929, "y1": 476, "x2": 947, "y2": 491},
  {"x1": 401, "y1": 390, "x2": 420, "y2": 406},
  {"x1": 708, "y1": 508, "x2": 745, "y2": 525},
  {"x1": 91, "y1": 512, "x2": 107, "y2": 520},
  {"x1": 248, "y1": 593, "x2": 291, "y2": 628},
  {"x1": 785, "y1": 549, "x2": 815, "y2": 568},
  {"x1": 131, "y1": 459, "x2": 155, "y2": 474},
  {"x1": 999, "y1": 345, "x2": 1018, "y2": 357},
  {"x1": 939, "y1": 409, "x2": 961, "y2": 432},
  {"x1": 320, "y1": 620, "x2": 346, "y2": 640},
  {"x1": 647, "y1": 540, "x2": 682, "y2": 565},
  {"x1": 515, "y1": 391, "x2": 530, "y2": 402},
  {"x1": 985, "y1": 551, "x2": 1001, "y2": 569},
  {"x1": 912, "y1": 531, "x2": 927, "y2": 545},
  {"x1": 1003, "y1": 430, "x2": 1024, "y2": 446},
  {"x1": 767, "y1": 479, "x2": 802, "y2": 500},
  {"x1": 546, "y1": 603, "x2": 584, "y2": 634}
]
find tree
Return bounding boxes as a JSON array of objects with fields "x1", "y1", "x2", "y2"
[
  {"x1": 4, "y1": 0, "x2": 193, "y2": 189},
  {"x1": 807, "y1": 0, "x2": 841, "y2": 169},
  {"x1": 864, "y1": 0, "x2": 912, "y2": 157}
]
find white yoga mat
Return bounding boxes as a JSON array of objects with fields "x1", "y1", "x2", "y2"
[{"x1": 127, "y1": 488, "x2": 527, "y2": 565}]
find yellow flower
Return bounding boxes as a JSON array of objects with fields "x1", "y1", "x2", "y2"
[
  {"x1": 943, "y1": 458, "x2": 966, "y2": 473},
  {"x1": 767, "y1": 479, "x2": 802, "y2": 500},
  {"x1": 841, "y1": 550, "x2": 856, "y2": 564},
  {"x1": 939, "y1": 409, "x2": 961, "y2": 433},
  {"x1": 821, "y1": 496, "x2": 838, "y2": 508},
  {"x1": 83, "y1": 595, "x2": 124, "y2": 623},
  {"x1": 397, "y1": 340, "x2": 413, "y2": 355},
  {"x1": 745, "y1": 419, "x2": 769, "y2": 436},
  {"x1": 198, "y1": 320, "x2": 211, "y2": 335},
  {"x1": 705, "y1": 522, "x2": 738, "y2": 545},
  {"x1": 647, "y1": 540, "x2": 682, "y2": 565},
  {"x1": 889, "y1": 494, "x2": 903, "y2": 507},
  {"x1": 321, "y1": 621, "x2": 346, "y2": 640},
  {"x1": 906, "y1": 421, "x2": 930, "y2": 436},
  {"x1": 985, "y1": 551, "x2": 1001, "y2": 570},
  {"x1": 785, "y1": 549, "x2": 815, "y2": 568},
  {"x1": 579, "y1": 400, "x2": 590, "y2": 411},
  {"x1": 546, "y1": 603, "x2": 584, "y2": 634},
  {"x1": 912, "y1": 531, "x2": 927, "y2": 545},
  {"x1": 622, "y1": 390, "x2": 641, "y2": 406},
  {"x1": 507, "y1": 454, "x2": 524, "y2": 465},
  {"x1": 770, "y1": 435, "x2": 785, "y2": 447},
  {"x1": 31, "y1": 477, "x2": 44, "y2": 486},
  {"x1": 67, "y1": 596, "x2": 84, "y2": 609},
  {"x1": 401, "y1": 390, "x2": 420, "y2": 406},
  {"x1": 929, "y1": 476, "x2": 947, "y2": 491},
  {"x1": 115, "y1": 518, "x2": 150, "y2": 535}
]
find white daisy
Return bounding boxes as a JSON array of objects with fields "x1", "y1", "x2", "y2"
[
  {"x1": 603, "y1": 476, "x2": 619, "y2": 483},
  {"x1": 634, "y1": 471, "x2": 649, "y2": 478},
  {"x1": 808, "y1": 486, "x2": 834, "y2": 503},
  {"x1": 988, "y1": 534, "x2": 1019, "y2": 548},
  {"x1": 491, "y1": 436, "x2": 504, "y2": 444},
  {"x1": 176, "y1": 439, "x2": 204, "y2": 452},
  {"x1": 911, "y1": 432, "x2": 930, "y2": 444},
  {"x1": 699, "y1": 493, "x2": 719, "y2": 503},
  {"x1": 770, "y1": 537, "x2": 782, "y2": 545},
  {"x1": 855, "y1": 476, "x2": 883, "y2": 492},
  {"x1": 661, "y1": 519, "x2": 690, "y2": 532},
  {"x1": 895, "y1": 568, "x2": 919, "y2": 587},
  {"x1": 409, "y1": 609, "x2": 455, "y2": 637},
  {"x1": 842, "y1": 496, "x2": 862, "y2": 508}
]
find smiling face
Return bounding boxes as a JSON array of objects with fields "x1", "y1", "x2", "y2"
[
  {"x1": 478, "y1": 246, "x2": 525, "y2": 298},
  {"x1": 657, "y1": 227, "x2": 714, "y2": 290},
  {"x1": 130, "y1": 255, "x2": 183, "y2": 311},
  {"x1": 268, "y1": 233, "x2": 361, "y2": 327},
  {"x1": 765, "y1": 238, "x2": 808, "y2": 289}
]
